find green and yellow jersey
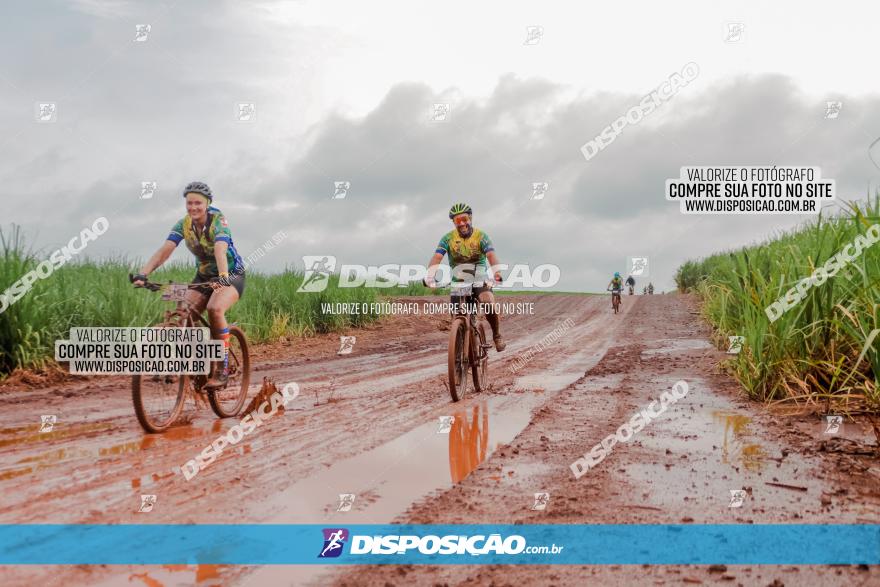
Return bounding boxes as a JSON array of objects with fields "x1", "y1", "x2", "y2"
[
  {"x1": 435, "y1": 228, "x2": 494, "y2": 282},
  {"x1": 167, "y1": 206, "x2": 243, "y2": 277}
]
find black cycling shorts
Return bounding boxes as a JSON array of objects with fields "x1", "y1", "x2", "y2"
[{"x1": 193, "y1": 271, "x2": 246, "y2": 298}]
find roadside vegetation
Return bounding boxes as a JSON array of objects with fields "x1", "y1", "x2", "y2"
[
  {"x1": 675, "y1": 198, "x2": 880, "y2": 412},
  {"x1": 0, "y1": 226, "x2": 437, "y2": 377}
]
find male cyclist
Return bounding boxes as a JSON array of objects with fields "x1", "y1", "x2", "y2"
[
  {"x1": 131, "y1": 181, "x2": 244, "y2": 389},
  {"x1": 648, "y1": 282, "x2": 654, "y2": 295},
  {"x1": 625, "y1": 274, "x2": 636, "y2": 295},
  {"x1": 425, "y1": 203, "x2": 506, "y2": 351},
  {"x1": 607, "y1": 272, "x2": 623, "y2": 308}
]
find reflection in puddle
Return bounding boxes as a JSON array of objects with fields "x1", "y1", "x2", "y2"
[
  {"x1": 1, "y1": 424, "x2": 207, "y2": 480},
  {"x1": 713, "y1": 411, "x2": 766, "y2": 471},
  {"x1": 449, "y1": 403, "x2": 490, "y2": 483},
  {"x1": 0, "y1": 421, "x2": 113, "y2": 448},
  {"x1": 129, "y1": 564, "x2": 223, "y2": 587},
  {"x1": 255, "y1": 395, "x2": 539, "y2": 525}
]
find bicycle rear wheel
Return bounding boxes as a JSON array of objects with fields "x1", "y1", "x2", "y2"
[
  {"x1": 471, "y1": 320, "x2": 490, "y2": 392},
  {"x1": 208, "y1": 325, "x2": 251, "y2": 418},
  {"x1": 448, "y1": 317, "x2": 470, "y2": 402}
]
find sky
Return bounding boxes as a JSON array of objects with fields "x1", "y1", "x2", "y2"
[{"x1": 2, "y1": 0, "x2": 880, "y2": 291}]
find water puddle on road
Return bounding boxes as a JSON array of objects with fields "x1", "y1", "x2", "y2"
[
  {"x1": 0, "y1": 421, "x2": 114, "y2": 449},
  {"x1": 89, "y1": 564, "x2": 224, "y2": 587},
  {"x1": 253, "y1": 394, "x2": 543, "y2": 524},
  {"x1": 236, "y1": 393, "x2": 546, "y2": 587},
  {"x1": 622, "y1": 377, "x2": 777, "y2": 512},
  {"x1": 640, "y1": 337, "x2": 713, "y2": 357},
  {"x1": 712, "y1": 411, "x2": 767, "y2": 471},
  {"x1": 0, "y1": 420, "x2": 218, "y2": 483}
]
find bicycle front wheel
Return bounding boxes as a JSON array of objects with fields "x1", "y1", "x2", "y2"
[
  {"x1": 448, "y1": 317, "x2": 470, "y2": 402},
  {"x1": 471, "y1": 320, "x2": 490, "y2": 392},
  {"x1": 132, "y1": 372, "x2": 187, "y2": 433},
  {"x1": 208, "y1": 325, "x2": 251, "y2": 418}
]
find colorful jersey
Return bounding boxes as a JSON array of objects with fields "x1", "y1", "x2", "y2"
[
  {"x1": 610, "y1": 277, "x2": 622, "y2": 290},
  {"x1": 435, "y1": 228, "x2": 494, "y2": 282},
  {"x1": 167, "y1": 206, "x2": 242, "y2": 277}
]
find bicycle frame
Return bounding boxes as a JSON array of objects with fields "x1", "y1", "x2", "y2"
[{"x1": 447, "y1": 282, "x2": 492, "y2": 401}]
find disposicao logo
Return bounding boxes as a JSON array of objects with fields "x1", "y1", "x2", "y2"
[{"x1": 319, "y1": 528, "x2": 349, "y2": 558}]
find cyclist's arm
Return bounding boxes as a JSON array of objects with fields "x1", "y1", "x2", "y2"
[
  {"x1": 214, "y1": 241, "x2": 229, "y2": 276},
  {"x1": 486, "y1": 250, "x2": 502, "y2": 282},
  {"x1": 139, "y1": 240, "x2": 177, "y2": 276},
  {"x1": 425, "y1": 252, "x2": 444, "y2": 281}
]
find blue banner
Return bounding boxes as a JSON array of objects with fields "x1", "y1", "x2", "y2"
[{"x1": 1, "y1": 524, "x2": 877, "y2": 565}]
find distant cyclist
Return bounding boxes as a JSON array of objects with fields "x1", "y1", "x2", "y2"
[
  {"x1": 425, "y1": 203, "x2": 506, "y2": 351},
  {"x1": 648, "y1": 282, "x2": 654, "y2": 295},
  {"x1": 131, "y1": 181, "x2": 245, "y2": 389},
  {"x1": 607, "y1": 272, "x2": 623, "y2": 307},
  {"x1": 625, "y1": 274, "x2": 635, "y2": 295}
]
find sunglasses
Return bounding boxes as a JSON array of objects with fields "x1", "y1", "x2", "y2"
[{"x1": 452, "y1": 215, "x2": 471, "y2": 226}]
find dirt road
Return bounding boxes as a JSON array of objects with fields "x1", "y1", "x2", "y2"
[{"x1": 1, "y1": 294, "x2": 878, "y2": 586}]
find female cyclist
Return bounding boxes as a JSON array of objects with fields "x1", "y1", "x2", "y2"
[{"x1": 131, "y1": 181, "x2": 245, "y2": 389}]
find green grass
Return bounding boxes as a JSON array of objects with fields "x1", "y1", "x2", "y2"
[
  {"x1": 0, "y1": 227, "x2": 386, "y2": 376},
  {"x1": 675, "y1": 197, "x2": 880, "y2": 412}
]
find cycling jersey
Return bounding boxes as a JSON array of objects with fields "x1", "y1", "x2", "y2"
[
  {"x1": 609, "y1": 277, "x2": 622, "y2": 290},
  {"x1": 167, "y1": 207, "x2": 243, "y2": 277},
  {"x1": 436, "y1": 228, "x2": 494, "y2": 282}
]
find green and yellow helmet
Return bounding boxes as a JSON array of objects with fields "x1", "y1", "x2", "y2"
[{"x1": 449, "y1": 202, "x2": 472, "y2": 219}]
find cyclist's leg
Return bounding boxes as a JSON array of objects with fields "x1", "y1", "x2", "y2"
[
  {"x1": 185, "y1": 289, "x2": 210, "y2": 317},
  {"x1": 477, "y1": 288, "x2": 505, "y2": 351},
  {"x1": 204, "y1": 274, "x2": 245, "y2": 387}
]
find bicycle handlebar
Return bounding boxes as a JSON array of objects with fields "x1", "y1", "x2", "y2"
[
  {"x1": 422, "y1": 277, "x2": 500, "y2": 290},
  {"x1": 129, "y1": 273, "x2": 215, "y2": 292}
]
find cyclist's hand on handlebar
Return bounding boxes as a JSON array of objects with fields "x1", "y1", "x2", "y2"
[
  {"x1": 210, "y1": 274, "x2": 232, "y2": 290},
  {"x1": 130, "y1": 273, "x2": 148, "y2": 288},
  {"x1": 493, "y1": 271, "x2": 503, "y2": 285},
  {"x1": 423, "y1": 276, "x2": 437, "y2": 289}
]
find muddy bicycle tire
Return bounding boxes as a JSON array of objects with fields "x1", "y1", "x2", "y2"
[
  {"x1": 448, "y1": 317, "x2": 470, "y2": 402},
  {"x1": 132, "y1": 371, "x2": 188, "y2": 434},
  {"x1": 471, "y1": 320, "x2": 490, "y2": 392},
  {"x1": 208, "y1": 325, "x2": 251, "y2": 418}
]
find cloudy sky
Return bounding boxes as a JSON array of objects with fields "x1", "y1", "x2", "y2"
[{"x1": 2, "y1": 0, "x2": 879, "y2": 290}]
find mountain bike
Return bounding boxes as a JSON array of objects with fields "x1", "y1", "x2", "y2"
[
  {"x1": 608, "y1": 287, "x2": 622, "y2": 314},
  {"x1": 129, "y1": 274, "x2": 251, "y2": 433},
  {"x1": 423, "y1": 278, "x2": 493, "y2": 402},
  {"x1": 446, "y1": 282, "x2": 493, "y2": 402}
]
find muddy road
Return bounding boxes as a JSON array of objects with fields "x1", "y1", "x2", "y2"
[{"x1": 1, "y1": 294, "x2": 878, "y2": 586}]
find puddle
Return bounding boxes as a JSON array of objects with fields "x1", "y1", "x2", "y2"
[
  {"x1": 641, "y1": 338, "x2": 713, "y2": 357},
  {"x1": 712, "y1": 411, "x2": 767, "y2": 471},
  {"x1": 513, "y1": 374, "x2": 582, "y2": 392},
  {"x1": 238, "y1": 396, "x2": 540, "y2": 587},
  {"x1": 619, "y1": 377, "x2": 786, "y2": 516},
  {"x1": 0, "y1": 421, "x2": 114, "y2": 449},
  {"x1": 89, "y1": 564, "x2": 224, "y2": 587},
  {"x1": 0, "y1": 422, "x2": 212, "y2": 480},
  {"x1": 252, "y1": 395, "x2": 540, "y2": 524},
  {"x1": 636, "y1": 407, "x2": 767, "y2": 472}
]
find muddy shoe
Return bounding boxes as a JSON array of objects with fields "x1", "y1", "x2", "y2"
[{"x1": 493, "y1": 335, "x2": 506, "y2": 352}]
